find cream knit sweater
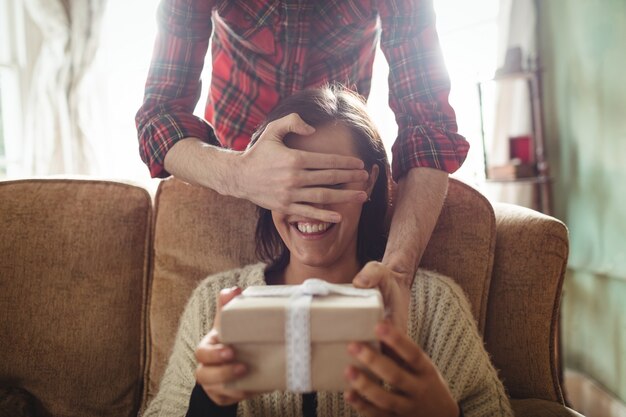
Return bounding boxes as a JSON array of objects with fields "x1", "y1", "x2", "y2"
[{"x1": 144, "y1": 263, "x2": 513, "y2": 417}]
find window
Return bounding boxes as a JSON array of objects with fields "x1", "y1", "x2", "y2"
[
  {"x1": 0, "y1": 67, "x2": 23, "y2": 178},
  {"x1": 0, "y1": 0, "x2": 25, "y2": 178},
  {"x1": 0, "y1": 76, "x2": 5, "y2": 177},
  {"x1": 436, "y1": 0, "x2": 500, "y2": 182},
  {"x1": 367, "y1": 0, "x2": 499, "y2": 183},
  {"x1": 92, "y1": 0, "x2": 161, "y2": 179}
]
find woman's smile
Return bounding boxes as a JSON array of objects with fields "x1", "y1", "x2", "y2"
[{"x1": 291, "y1": 221, "x2": 335, "y2": 239}]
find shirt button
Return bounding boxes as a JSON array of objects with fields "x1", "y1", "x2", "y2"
[
  {"x1": 292, "y1": 63, "x2": 299, "y2": 71},
  {"x1": 338, "y1": 14, "x2": 344, "y2": 22},
  {"x1": 244, "y1": 13, "x2": 252, "y2": 21}
]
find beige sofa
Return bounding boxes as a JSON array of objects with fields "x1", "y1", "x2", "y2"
[{"x1": 0, "y1": 177, "x2": 582, "y2": 416}]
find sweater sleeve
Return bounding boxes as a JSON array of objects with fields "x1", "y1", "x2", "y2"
[
  {"x1": 142, "y1": 281, "x2": 219, "y2": 417},
  {"x1": 410, "y1": 270, "x2": 514, "y2": 417}
]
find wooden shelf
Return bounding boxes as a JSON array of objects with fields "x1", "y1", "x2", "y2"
[{"x1": 477, "y1": 60, "x2": 553, "y2": 215}]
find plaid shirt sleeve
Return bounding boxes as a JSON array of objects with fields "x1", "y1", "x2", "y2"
[
  {"x1": 135, "y1": 0, "x2": 219, "y2": 178},
  {"x1": 377, "y1": 0, "x2": 470, "y2": 180}
]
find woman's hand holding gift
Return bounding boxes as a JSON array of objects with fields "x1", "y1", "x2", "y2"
[
  {"x1": 344, "y1": 321, "x2": 459, "y2": 417},
  {"x1": 195, "y1": 287, "x2": 254, "y2": 406},
  {"x1": 350, "y1": 264, "x2": 458, "y2": 416}
]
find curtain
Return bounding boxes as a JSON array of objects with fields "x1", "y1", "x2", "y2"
[
  {"x1": 22, "y1": 0, "x2": 107, "y2": 175},
  {"x1": 483, "y1": 0, "x2": 537, "y2": 208}
]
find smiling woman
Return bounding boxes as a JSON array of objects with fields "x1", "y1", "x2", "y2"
[
  {"x1": 143, "y1": 86, "x2": 514, "y2": 417},
  {"x1": 270, "y1": 123, "x2": 378, "y2": 284},
  {"x1": 251, "y1": 86, "x2": 390, "y2": 283}
]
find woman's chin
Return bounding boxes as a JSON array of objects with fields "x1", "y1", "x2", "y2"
[{"x1": 291, "y1": 252, "x2": 336, "y2": 270}]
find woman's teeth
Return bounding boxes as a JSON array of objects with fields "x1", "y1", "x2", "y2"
[{"x1": 296, "y1": 222, "x2": 332, "y2": 234}]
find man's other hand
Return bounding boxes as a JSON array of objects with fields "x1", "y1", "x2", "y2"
[{"x1": 352, "y1": 261, "x2": 411, "y2": 333}]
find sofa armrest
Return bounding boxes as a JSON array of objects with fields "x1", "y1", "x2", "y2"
[
  {"x1": 511, "y1": 399, "x2": 584, "y2": 417},
  {"x1": 0, "y1": 179, "x2": 152, "y2": 417},
  {"x1": 484, "y1": 203, "x2": 569, "y2": 403}
]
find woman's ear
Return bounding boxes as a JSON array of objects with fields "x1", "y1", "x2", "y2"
[{"x1": 366, "y1": 164, "x2": 379, "y2": 197}]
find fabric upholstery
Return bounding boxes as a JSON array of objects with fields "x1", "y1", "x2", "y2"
[
  {"x1": 0, "y1": 179, "x2": 151, "y2": 417},
  {"x1": 146, "y1": 178, "x2": 259, "y2": 404},
  {"x1": 145, "y1": 177, "x2": 496, "y2": 404},
  {"x1": 420, "y1": 179, "x2": 495, "y2": 331},
  {"x1": 485, "y1": 203, "x2": 569, "y2": 403}
]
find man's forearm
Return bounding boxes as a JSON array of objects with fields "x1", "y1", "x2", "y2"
[
  {"x1": 382, "y1": 167, "x2": 449, "y2": 287},
  {"x1": 164, "y1": 137, "x2": 242, "y2": 197},
  {"x1": 162, "y1": 116, "x2": 369, "y2": 224}
]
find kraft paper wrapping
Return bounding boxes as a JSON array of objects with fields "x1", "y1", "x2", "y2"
[{"x1": 219, "y1": 284, "x2": 384, "y2": 392}]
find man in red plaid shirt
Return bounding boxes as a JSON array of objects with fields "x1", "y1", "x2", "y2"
[{"x1": 137, "y1": 0, "x2": 468, "y2": 342}]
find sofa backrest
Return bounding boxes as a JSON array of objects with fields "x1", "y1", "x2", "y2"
[
  {"x1": 0, "y1": 179, "x2": 152, "y2": 417},
  {"x1": 145, "y1": 177, "x2": 496, "y2": 406}
]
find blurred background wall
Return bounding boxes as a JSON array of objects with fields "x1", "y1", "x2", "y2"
[{"x1": 541, "y1": 0, "x2": 626, "y2": 412}]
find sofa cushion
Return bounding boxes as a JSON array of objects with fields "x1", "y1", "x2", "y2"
[
  {"x1": 0, "y1": 179, "x2": 151, "y2": 417},
  {"x1": 146, "y1": 177, "x2": 496, "y2": 406},
  {"x1": 146, "y1": 178, "x2": 259, "y2": 405}
]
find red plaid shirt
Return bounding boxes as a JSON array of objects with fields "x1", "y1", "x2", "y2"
[{"x1": 136, "y1": 0, "x2": 469, "y2": 180}]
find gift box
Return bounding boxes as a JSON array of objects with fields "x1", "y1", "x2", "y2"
[{"x1": 219, "y1": 279, "x2": 384, "y2": 392}]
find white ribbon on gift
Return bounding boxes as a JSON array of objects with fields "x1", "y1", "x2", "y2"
[{"x1": 242, "y1": 279, "x2": 377, "y2": 392}]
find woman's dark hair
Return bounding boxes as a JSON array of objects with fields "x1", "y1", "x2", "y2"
[{"x1": 252, "y1": 84, "x2": 392, "y2": 274}]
